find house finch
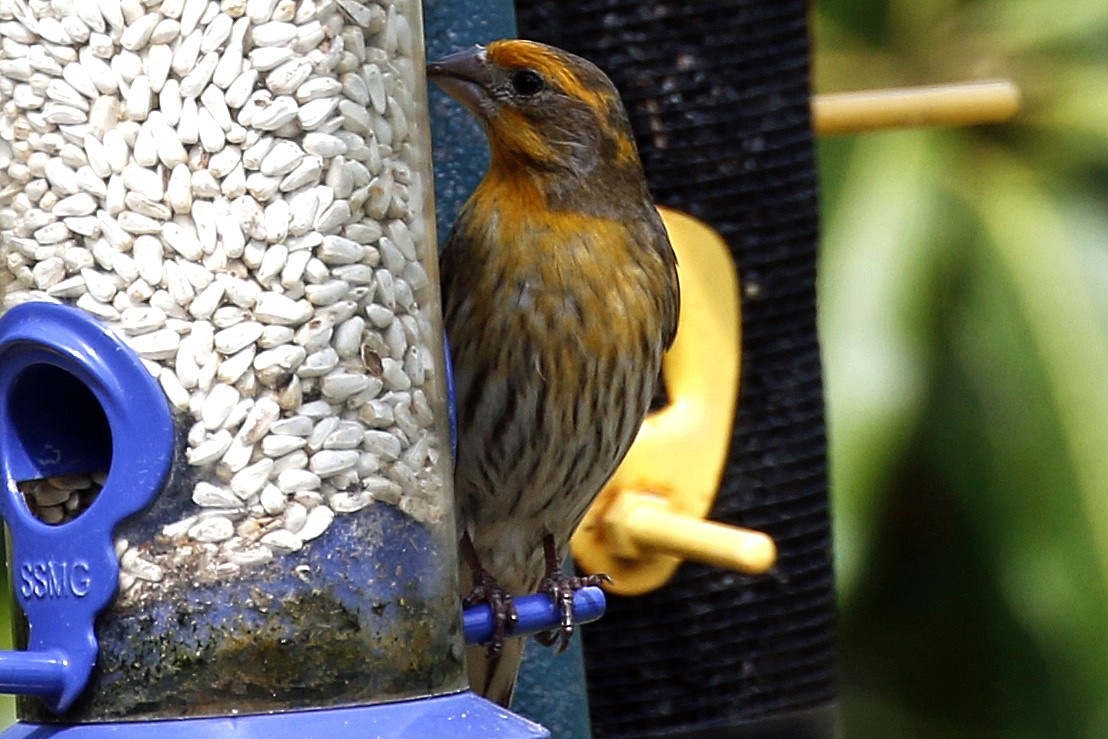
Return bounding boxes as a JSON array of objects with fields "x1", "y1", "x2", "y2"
[{"x1": 429, "y1": 39, "x2": 679, "y2": 707}]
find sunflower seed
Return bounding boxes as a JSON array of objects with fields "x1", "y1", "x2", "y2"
[{"x1": 190, "y1": 516, "x2": 235, "y2": 543}]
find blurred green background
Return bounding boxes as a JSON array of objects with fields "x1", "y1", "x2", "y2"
[{"x1": 815, "y1": 0, "x2": 1108, "y2": 736}]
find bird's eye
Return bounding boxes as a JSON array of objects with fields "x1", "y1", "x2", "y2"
[{"x1": 509, "y1": 69, "x2": 545, "y2": 97}]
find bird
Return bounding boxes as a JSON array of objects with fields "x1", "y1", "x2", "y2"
[{"x1": 428, "y1": 39, "x2": 680, "y2": 707}]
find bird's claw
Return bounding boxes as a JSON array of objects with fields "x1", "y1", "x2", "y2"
[
  {"x1": 464, "y1": 570, "x2": 518, "y2": 657},
  {"x1": 534, "y1": 571, "x2": 611, "y2": 652}
]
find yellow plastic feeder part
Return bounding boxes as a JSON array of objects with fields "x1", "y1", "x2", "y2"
[{"x1": 572, "y1": 207, "x2": 776, "y2": 596}]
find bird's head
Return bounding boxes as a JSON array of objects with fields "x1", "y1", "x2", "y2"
[{"x1": 428, "y1": 40, "x2": 640, "y2": 178}]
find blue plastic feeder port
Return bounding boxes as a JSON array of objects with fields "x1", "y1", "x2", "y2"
[{"x1": 0, "y1": 303, "x2": 175, "y2": 713}]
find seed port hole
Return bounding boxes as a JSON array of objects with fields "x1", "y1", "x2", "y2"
[{"x1": 7, "y1": 364, "x2": 112, "y2": 526}]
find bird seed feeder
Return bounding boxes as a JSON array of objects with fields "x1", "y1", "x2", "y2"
[{"x1": 0, "y1": 0, "x2": 578, "y2": 734}]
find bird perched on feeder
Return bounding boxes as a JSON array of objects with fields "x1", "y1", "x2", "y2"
[{"x1": 428, "y1": 39, "x2": 680, "y2": 707}]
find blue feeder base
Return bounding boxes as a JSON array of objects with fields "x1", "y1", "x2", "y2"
[{"x1": 0, "y1": 692, "x2": 549, "y2": 738}]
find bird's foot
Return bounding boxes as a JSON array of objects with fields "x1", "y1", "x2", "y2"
[
  {"x1": 533, "y1": 531, "x2": 610, "y2": 652},
  {"x1": 464, "y1": 568, "x2": 519, "y2": 657}
]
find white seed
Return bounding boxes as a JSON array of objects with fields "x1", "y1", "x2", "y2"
[
  {"x1": 124, "y1": 74, "x2": 153, "y2": 121},
  {"x1": 251, "y1": 94, "x2": 298, "y2": 130},
  {"x1": 261, "y1": 434, "x2": 306, "y2": 457},
  {"x1": 76, "y1": 292, "x2": 120, "y2": 320},
  {"x1": 101, "y1": 130, "x2": 128, "y2": 175},
  {"x1": 318, "y1": 234, "x2": 363, "y2": 265},
  {"x1": 363, "y1": 430, "x2": 401, "y2": 461},
  {"x1": 305, "y1": 279, "x2": 348, "y2": 307},
  {"x1": 132, "y1": 118, "x2": 158, "y2": 167},
  {"x1": 225, "y1": 541, "x2": 273, "y2": 567},
  {"x1": 364, "y1": 64, "x2": 387, "y2": 114},
  {"x1": 177, "y1": 96, "x2": 199, "y2": 142},
  {"x1": 302, "y1": 131, "x2": 346, "y2": 158},
  {"x1": 231, "y1": 458, "x2": 273, "y2": 499},
  {"x1": 53, "y1": 192, "x2": 97, "y2": 217},
  {"x1": 118, "y1": 210, "x2": 163, "y2": 234},
  {"x1": 184, "y1": 280, "x2": 221, "y2": 320},
  {"x1": 158, "y1": 368, "x2": 191, "y2": 409},
  {"x1": 200, "y1": 84, "x2": 233, "y2": 130},
  {"x1": 249, "y1": 46, "x2": 294, "y2": 71},
  {"x1": 235, "y1": 396, "x2": 281, "y2": 444},
  {"x1": 186, "y1": 429, "x2": 233, "y2": 466},
  {"x1": 297, "y1": 506, "x2": 333, "y2": 542},
  {"x1": 60, "y1": 64, "x2": 98, "y2": 102},
  {"x1": 35, "y1": 17, "x2": 72, "y2": 45},
  {"x1": 315, "y1": 200, "x2": 352, "y2": 233},
  {"x1": 297, "y1": 96, "x2": 337, "y2": 129},
  {"x1": 210, "y1": 36, "x2": 244, "y2": 89},
  {"x1": 192, "y1": 479, "x2": 240, "y2": 507},
  {"x1": 180, "y1": 51, "x2": 218, "y2": 98},
  {"x1": 215, "y1": 320, "x2": 263, "y2": 354},
  {"x1": 263, "y1": 199, "x2": 289, "y2": 242},
  {"x1": 127, "y1": 327, "x2": 181, "y2": 359},
  {"x1": 164, "y1": 164, "x2": 191, "y2": 214},
  {"x1": 197, "y1": 107, "x2": 226, "y2": 152},
  {"x1": 150, "y1": 111, "x2": 188, "y2": 166},
  {"x1": 120, "y1": 12, "x2": 159, "y2": 51},
  {"x1": 254, "y1": 292, "x2": 312, "y2": 324},
  {"x1": 133, "y1": 236, "x2": 164, "y2": 284},
  {"x1": 224, "y1": 68, "x2": 257, "y2": 108},
  {"x1": 265, "y1": 59, "x2": 312, "y2": 96},
  {"x1": 245, "y1": 172, "x2": 279, "y2": 201},
  {"x1": 121, "y1": 162, "x2": 164, "y2": 199},
  {"x1": 33, "y1": 258, "x2": 66, "y2": 290},
  {"x1": 200, "y1": 13, "x2": 234, "y2": 52},
  {"x1": 336, "y1": 0, "x2": 375, "y2": 27},
  {"x1": 108, "y1": 251, "x2": 140, "y2": 287},
  {"x1": 190, "y1": 169, "x2": 219, "y2": 198},
  {"x1": 297, "y1": 343, "x2": 339, "y2": 376},
  {"x1": 180, "y1": 0, "x2": 209, "y2": 35},
  {"x1": 213, "y1": 305, "x2": 247, "y2": 327},
  {"x1": 122, "y1": 550, "x2": 165, "y2": 583},
  {"x1": 247, "y1": 0, "x2": 281, "y2": 22},
  {"x1": 255, "y1": 244, "x2": 286, "y2": 286},
  {"x1": 190, "y1": 516, "x2": 235, "y2": 543},
  {"x1": 146, "y1": 44, "x2": 173, "y2": 91},
  {"x1": 208, "y1": 145, "x2": 241, "y2": 177},
  {"x1": 323, "y1": 423, "x2": 363, "y2": 450},
  {"x1": 320, "y1": 372, "x2": 369, "y2": 401},
  {"x1": 218, "y1": 345, "x2": 255, "y2": 383},
  {"x1": 333, "y1": 316, "x2": 365, "y2": 357},
  {"x1": 161, "y1": 220, "x2": 203, "y2": 261},
  {"x1": 295, "y1": 76, "x2": 342, "y2": 102},
  {"x1": 260, "y1": 528, "x2": 301, "y2": 551},
  {"x1": 44, "y1": 158, "x2": 79, "y2": 195},
  {"x1": 276, "y1": 469, "x2": 320, "y2": 494},
  {"x1": 81, "y1": 136, "x2": 110, "y2": 179},
  {"x1": 260, "y1": 484, "x2": 286, "y2": 515},
  {"x1": 259, "y1": 140, "x2": 303, "y2": 176},
  {"x1": 309, "y1": 450, "x2": 358, "y2": 477},
  {"x1": 151, "y1": 19, "x2": 182, "y2": 45},
  {"x1": 201, "y1": 383, "x2": 240, "y2": 429},
  {"x1": 279, "y1": 156, "x2": 323, "y2": 191}
]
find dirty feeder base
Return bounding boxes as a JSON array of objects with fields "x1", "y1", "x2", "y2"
[{"x1": 0, "y1": 692, "x2": 550, "y2": 738}]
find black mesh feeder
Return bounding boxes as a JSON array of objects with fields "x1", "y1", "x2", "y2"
[{"x1": 510, "y1": 0, "x2": 838, "y2": 736}]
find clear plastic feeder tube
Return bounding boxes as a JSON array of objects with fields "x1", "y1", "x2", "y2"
[{"x1": 0, "y1": 0, "x2": 463, "y2": 722}]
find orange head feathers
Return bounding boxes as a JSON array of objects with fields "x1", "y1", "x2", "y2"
[{"x1": 427, "y1": 39, "x2": 642, "y2": 203}]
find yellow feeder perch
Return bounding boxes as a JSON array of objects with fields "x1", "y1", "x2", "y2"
[{"x1": 572, "y1": 207, "x2": 776, "y2": 596}]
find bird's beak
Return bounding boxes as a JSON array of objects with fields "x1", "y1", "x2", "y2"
[{"x1": 427, "y1": 46, "x2": 491, "y2": 114}]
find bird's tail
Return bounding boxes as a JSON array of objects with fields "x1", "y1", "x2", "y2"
[{"x1": 466, "y1": 637, "x2": 526, "y2": 708}]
